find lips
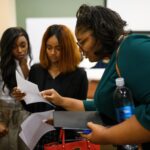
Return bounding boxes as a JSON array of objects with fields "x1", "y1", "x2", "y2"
[{"x1": 18, "y1": 54, "x2": 26, "y2": 59}]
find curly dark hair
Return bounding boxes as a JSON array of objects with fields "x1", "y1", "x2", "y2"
[
  {"x1": 0, "y1": 27, "x2": 32, "y2": 92},
  {"x1": 76, "y1": 4, "x2": 127, "y2": 58}
]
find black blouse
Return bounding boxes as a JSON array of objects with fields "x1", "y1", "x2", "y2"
[{"x1": 25, "y1": 63, "x2": 88, "y2": 112}]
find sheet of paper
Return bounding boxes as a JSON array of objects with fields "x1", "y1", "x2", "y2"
[
  {"x1": 19, "y1": 110, "x2": 55, "y2": 150},
  {"x1": 16, "y1": 71, "x2": 55, "y2": 107}
]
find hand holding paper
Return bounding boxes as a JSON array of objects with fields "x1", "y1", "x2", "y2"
[
  {"x1": 19, "y1": 110, "x2": 55, "y2": 150},
  {"x1": 16, "y1": 71, "x2": 55, "y2": 107},
  {"x1": 11, "y1": 86, "x2": 26, "y2": 101}
]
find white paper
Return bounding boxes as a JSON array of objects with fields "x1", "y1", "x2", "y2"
[
  {"x1": 16, "y1": 71, "x2": 55, "y2": 107},
  {"x1": 20, "y1": 110, "x2": 55, "y2": 150}
]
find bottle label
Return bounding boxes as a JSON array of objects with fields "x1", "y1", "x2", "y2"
[{"x1": 116, "y1": 105, "x2": 135, "y2": 122}]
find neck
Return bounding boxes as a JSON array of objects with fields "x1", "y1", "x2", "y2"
[
  {"x1": 19, "y1": 61, "x2": 29, "y2": 79},
  {"x1": 48, "y1": 65, "x2": 60, "y2": 79}
]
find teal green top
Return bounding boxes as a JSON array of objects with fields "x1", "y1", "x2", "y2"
[{"x1": 83, "y1": 34, "x2": 150, "y2": 130}]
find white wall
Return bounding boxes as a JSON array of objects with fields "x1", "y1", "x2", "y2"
[
  {"x1": 26, "y1": 18, "x2": 96, "y2": 68},
  {"x1": 0, "y1": 0, "x2": 16, "y2": 38},
  {"x1": 107, "y1": 0, "x2": 150, "y2": 31},
  {"x1": 26, "y1": 17, "x2": 76, "y2": 64}
]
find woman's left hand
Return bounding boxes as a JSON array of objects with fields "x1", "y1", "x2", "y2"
[
  {"x1": 0, "y1": 123, "x2": 8, "y2": 137},
  {"x1": 44, "y1": 118, "x2": 54, "y2": 125},
  {"x1": 81, "y1": 122, "x2": 108, "y2": 144},
  {"x1": 11, "y1": 87, "x2": 26, "y2": 101},
  {"x1": 81, "y1": 116, "x2": 150, "y2": 145}
]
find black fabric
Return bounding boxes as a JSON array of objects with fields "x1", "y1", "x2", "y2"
[
  {"x1": 22, "y1": 102, "x2": 54, "y2": 113},
  {"x1": 29, "y1": 64, "x2": 88, "y2": 100},
  {"x1": 142, "y1": 142, "x2": 150, "y2": 150},
  {"x1": 99, "y1": 113, "x2": 118, "y2": 126},
  {"x1": 25, "y1": 63, "x2": 88, "y2": 150}
]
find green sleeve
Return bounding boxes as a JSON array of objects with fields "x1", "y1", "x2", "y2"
[
  {"x1": 135, "y1": 105, "x2": 150, "y2": 130},
  {"x1": 118, "y1": 34, "x2": 150, "y2": 130},
  {"x1": 83, "y1": 100, "x2": 96, "y2": 111}
]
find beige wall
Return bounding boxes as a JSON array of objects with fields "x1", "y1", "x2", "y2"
[
  {"x1": 16, "y1": 0, "x2": 104, "y2": 28},
  {"x1": 0, "y1": 0, "x2": 16, "y2": 38}
]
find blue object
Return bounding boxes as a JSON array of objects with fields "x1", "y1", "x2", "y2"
[{"x1": 77, "y1": 129, "x2": 91, "y2": 134}]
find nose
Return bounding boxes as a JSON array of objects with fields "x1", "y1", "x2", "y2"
[
  {"x1": 16, "y1": 46, "x2": 26, "y2": 53},
  {"x1": 17, "y1": 47, "x2": 22, "y2": 52},
  {"x1": 50, "y1": 48, "x2": 57, "y2": 54},
  {"x1": 51, "y1": 49, "x2": 55, "y2": 54}
]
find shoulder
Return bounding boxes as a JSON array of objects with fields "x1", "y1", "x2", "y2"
[
  {"x1": 118, "y1": 34, "x2": 150, "y2": 62},
  {"x1": 120, "y1": 34, "x2": 150, "y2": 53},
  {"x1": 123, "y1": 34, "x2": 150, "y2": 43},
  {"x1": 74, "y1": 67, "x2": 87, "y2": 76},
  {"x1": 29, "y1": 63, "x2": 47, "y2": 83},
  {"x1": 30, "y1": 63, "x2": 47, "y2": 76},
  {"x1": 30, "y1": 63, "x2": 45, "y2": 72},
  {"x1": 65, "y1": 67, "x2": 87, "y2": 80},
  {"x1": 117, "y1": 34, "x2": 150, "y2": 101}
]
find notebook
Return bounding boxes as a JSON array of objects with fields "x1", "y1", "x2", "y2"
[{"x1": 53, "y1": 111, "x2": 104, "y2": 130}]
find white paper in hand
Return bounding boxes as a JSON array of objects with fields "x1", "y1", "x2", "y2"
[
  {"x1": 16, "y1": 71, "x2": 55, "y2": 107},
  {"x1": 19, "y1": 111, "x2": 55, "y2": 150}
]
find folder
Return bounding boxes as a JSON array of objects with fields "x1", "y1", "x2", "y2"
[{"x1": 53, "y1": 111, "x2": 104, "y2": 130}]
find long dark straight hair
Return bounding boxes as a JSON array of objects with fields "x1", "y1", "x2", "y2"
[{"x1": 0, "y1": 27, "x2": 32, "y2": 93}]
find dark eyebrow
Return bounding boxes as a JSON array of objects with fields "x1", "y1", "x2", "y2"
[{"x1": 20, "y1": 41, "x2": 26, "y2": 44}]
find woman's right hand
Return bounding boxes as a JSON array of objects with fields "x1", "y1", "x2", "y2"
[
  {"x1": 11, "y1": 87, "x2": 26, "y2": 101},
  {"x1": 0, "y1": 123, "x2": 8, "y2": 137},
  {"x1": 41, "y1": 88, "x2": 84, "y2": 111},
  {"x1": 40, "y1": 88, "x2": 62, "y2": 106}
]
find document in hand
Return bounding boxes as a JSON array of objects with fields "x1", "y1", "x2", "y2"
[
  {"x1": 53, "y1": 111, "x2": 104, "y2": 130},
  {"x1": 19, "y1": 110, "x2": 55, "y2": 150},
  {"x1": 16, "y1": 71, "x2": 55, "y2": 107}
]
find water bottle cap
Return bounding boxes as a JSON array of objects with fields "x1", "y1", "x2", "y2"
[{"x1": 115, "y1": 78, "x2": 124, "y2": 87}]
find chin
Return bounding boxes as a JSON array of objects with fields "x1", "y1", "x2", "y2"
[{"x1": 17, "y1": 57, "x2": 26, "y2": 61}]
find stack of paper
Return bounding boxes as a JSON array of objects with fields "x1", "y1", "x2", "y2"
[
  {"x1": 16, "y1": 71, "x2": 55, "y2": 107},
  {"x1": 16, "y1": 72, "x2": 56, "y2": 149},
  {"x1": 19, "y1": 111, "x2": 55, "y2": 150}
]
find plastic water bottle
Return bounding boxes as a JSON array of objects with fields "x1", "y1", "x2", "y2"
[{"x1": 113, "y1": 77, "x2": 138, "y2": 150}]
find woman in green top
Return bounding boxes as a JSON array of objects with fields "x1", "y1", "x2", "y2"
[{"x1": 41, "y1": 4, "x2": 150, "y2": 150}]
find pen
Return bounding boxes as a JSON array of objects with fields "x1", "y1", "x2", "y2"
[{"x1": 77, "y1": 129, "x2": 91, "y2": 134}]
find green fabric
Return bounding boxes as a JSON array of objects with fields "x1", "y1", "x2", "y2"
[
  {"x1": 84, "y1": 34, "x2": 150, "y2": 130},
  {"x1": 83, "y1": 100, "x2": 96, "y2": 111}
]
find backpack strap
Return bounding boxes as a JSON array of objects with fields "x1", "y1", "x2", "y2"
[{"x1": 115, "y1": 46, "x2": 121, "y2": 77}]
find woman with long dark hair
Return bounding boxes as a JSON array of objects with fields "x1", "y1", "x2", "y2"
[{"x1": 0, "y1": 27, "x2": 32, "y2": 150}]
